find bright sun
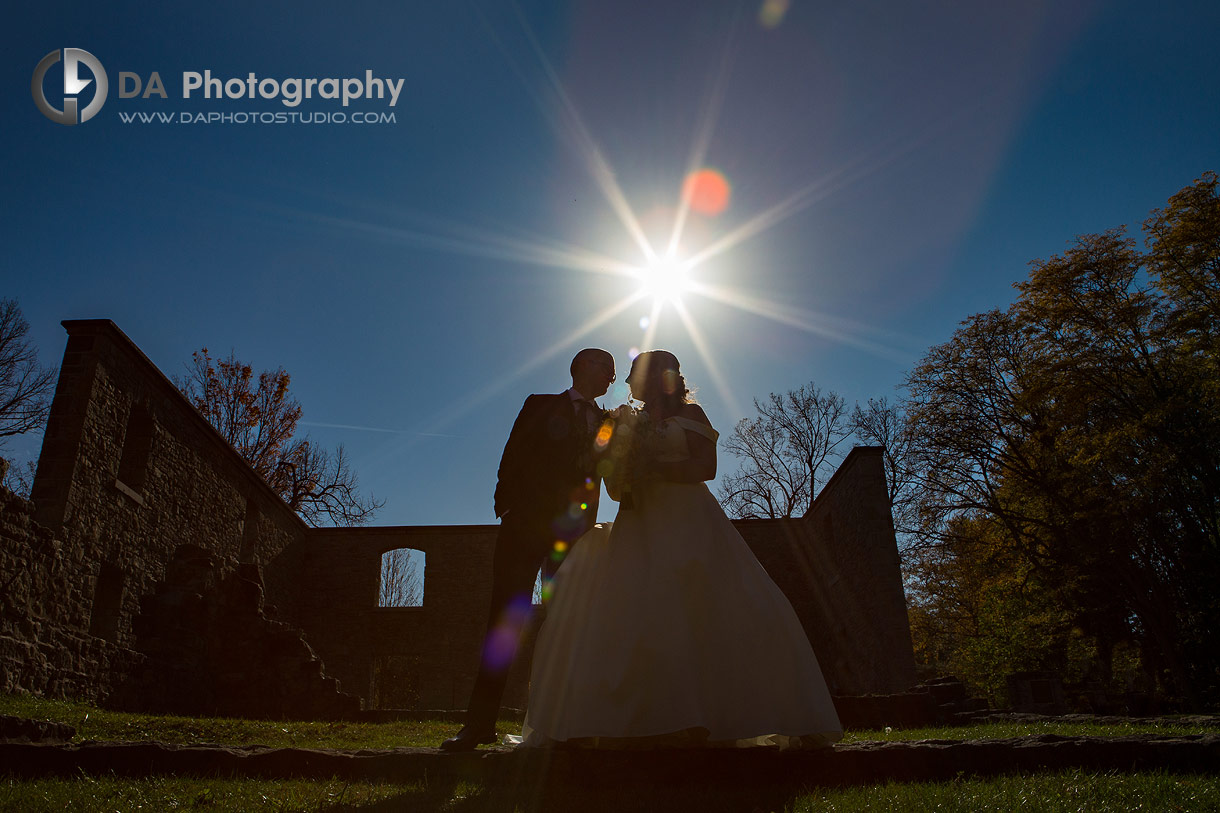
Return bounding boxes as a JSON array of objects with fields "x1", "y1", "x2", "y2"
[{"x1": 638, "y1": 254, "x2": 691, "y2": 306}]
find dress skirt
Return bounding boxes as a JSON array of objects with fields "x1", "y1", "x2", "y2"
[{"x1": 520, "y1": 479, "x2": 842, "y2": 749}]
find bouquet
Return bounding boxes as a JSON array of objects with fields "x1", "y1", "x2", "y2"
[{"x1": 599, "y1": 406, "x2": 658, "y2": 508}]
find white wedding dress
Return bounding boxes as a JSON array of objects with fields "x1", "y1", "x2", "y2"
[{"x1": 519, "y1": 415, "x2": 842, "y2": 749}]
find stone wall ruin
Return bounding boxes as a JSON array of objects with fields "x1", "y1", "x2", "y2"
[{"x1": 0, "y1": 319, "x2": 916, "y2": 716}]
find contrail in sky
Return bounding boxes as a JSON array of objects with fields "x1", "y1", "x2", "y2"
[{"x1": 298, "y1": 420, "x2": 460, "y2": 438}]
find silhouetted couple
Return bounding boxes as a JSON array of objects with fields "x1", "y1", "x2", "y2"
[{"x1": 440, "y1": 349, "x2": 841, "y2": 751}]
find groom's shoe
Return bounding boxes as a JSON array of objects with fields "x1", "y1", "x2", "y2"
[{"x1": 439, "y1": 726, "x2": 498, "y2": 752}]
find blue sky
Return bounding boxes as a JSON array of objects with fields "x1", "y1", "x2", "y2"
[{"x1": 4, "y1": 0, "x2": 1218, "y2": 527}]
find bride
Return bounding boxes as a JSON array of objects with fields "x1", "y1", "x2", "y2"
[{"x1": 519, "y1": 350, "x2": 842, "y2": 748}]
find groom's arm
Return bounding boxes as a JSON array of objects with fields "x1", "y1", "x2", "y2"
[{"x1": 493, "y1": 395, "x2": 548, "y2": 518}]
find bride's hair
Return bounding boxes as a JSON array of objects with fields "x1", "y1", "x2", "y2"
[{"x1": 628, "y1": 350, "x2": 694, "y2": 415}]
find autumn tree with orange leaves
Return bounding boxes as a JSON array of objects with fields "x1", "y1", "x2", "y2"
[{"x1": 176, "y1": 348, "x2": 382, "y2": 526}]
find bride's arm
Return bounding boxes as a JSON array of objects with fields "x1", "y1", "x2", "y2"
[
  {"x1": 653, "y1": 405, "x2": 717, "y2": 483},
  {"x1": 601, "y1": 406, "x2": 632, "y2": 501},
  {"x1": 604, "y1": 469, "x2": 625, "y2": 501}
]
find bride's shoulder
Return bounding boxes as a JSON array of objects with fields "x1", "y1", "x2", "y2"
[
  {"x1": 675, "y1": 403, "x2": 714, "y2": 430},
  {"x1": 676, "y1": 402, "x2": 710, "y2": 422},
  {"x1": 670, "y1": 405, "x2": 718, "y2": 444}
]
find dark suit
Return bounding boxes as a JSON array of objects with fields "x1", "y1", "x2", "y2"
[{"x1": 462, "y1": 392, "x2": 602, "y2": 732}]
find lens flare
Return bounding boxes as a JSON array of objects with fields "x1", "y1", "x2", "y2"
[
  {"x1": 595, "y1": 421, "x2": 614, "y2": 450},
  {"x1": 759, "y1": 0, "x2": 790, "y2": 28},
  {"x1": 483, "y1": 594, "x2": 533, "y2": 670},
  {"x1": 683, "y1": 168, "x2": 731, "y2": 216}
]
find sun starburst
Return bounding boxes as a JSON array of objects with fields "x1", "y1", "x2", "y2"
[
  {"x1": 635, "y1": 253, "x2": 693, "y2": 307},
  {"x1": 292, "y1": 10, "x2": 916, "y2": 440}
]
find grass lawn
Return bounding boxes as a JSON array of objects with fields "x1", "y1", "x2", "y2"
[
  {"x1": 0, "y1": 693, "x2": 451, "y2": 750},
  {"x1": 3, "y1": 770, "x2": 1218, "y2": 812},
  {"x1": 4, "y1": 693, "x2": 1215, "y2": 749},
  {"x1": 3, "y1": 694, "x2": 1219, "y2": 811}
]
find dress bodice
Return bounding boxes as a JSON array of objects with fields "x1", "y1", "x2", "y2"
[{"x1": 653, "y1": 416, "x2": 720, "y2": 463}]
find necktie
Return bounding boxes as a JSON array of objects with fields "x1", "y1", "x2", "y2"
[{"x1": 577, "y1": 399, "x2": 598, "y2": 431}]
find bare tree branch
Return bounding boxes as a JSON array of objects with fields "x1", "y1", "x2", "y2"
[
  {"x1": 0, "y1": 457, "x2": 37, "y2": 499},
  {"x1": 0, "y1": 299, "x2": 56, "y2": 443},
  {"x1": 718, "y1": 383, "x2": 850, "y2": 518}
]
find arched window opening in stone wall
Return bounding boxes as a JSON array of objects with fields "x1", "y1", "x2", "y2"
[
  {"x1": 88, "y1": 562, "x2": 125, "y2": 643},
  {"x1": 116, "y1": 402, "x2": 154, "y2": 492},
  {"x1": 379, "y1": 548, "x2": 424, "y2": 607}
]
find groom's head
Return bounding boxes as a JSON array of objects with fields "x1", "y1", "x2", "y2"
[{"x1": 571, "y1": 348, "x2": 615, "y2": 400}]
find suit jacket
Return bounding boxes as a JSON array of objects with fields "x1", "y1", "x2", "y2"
[{"x1": 493, "y1": 393, "x2": 602, "y2": 541}]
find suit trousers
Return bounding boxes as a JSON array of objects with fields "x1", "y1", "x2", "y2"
[{"x1": 463, "y1": 511, "x2": 586, "y2": 733}]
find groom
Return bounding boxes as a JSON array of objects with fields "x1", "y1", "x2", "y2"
[{"x1": 440, "y1": 347, "x2": 615, "y2": 751}]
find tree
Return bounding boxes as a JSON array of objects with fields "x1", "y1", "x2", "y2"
[
  {"x1": 718, "y1": 383, "x2": 849, "y2": 519},
  {"x1": 0, "y1": 299, "x2": 55, "y2": 500},
  {"x1": 1, "y1": 458, "x2": 37, "y2": 500},
  {"x1": 176, "y1": 348, "x2": 383, "y2": 526},
  {"x1": 0, "y1": 299, "x2": 56, "y2": 444},
  {"x1": 905, "y1": 512, "x2": 1090, "y2": 705},
  {"x1": 902, "y1": 173, "x2": 1220, "y2": 708},
  {"x1": 1145, "y1": 170, "x2": 1220, "y2": 342}
]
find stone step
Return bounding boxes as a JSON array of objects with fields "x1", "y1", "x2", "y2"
[{"x1": 1, "y1": 734, "x2": 1217, "y2": 787}]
